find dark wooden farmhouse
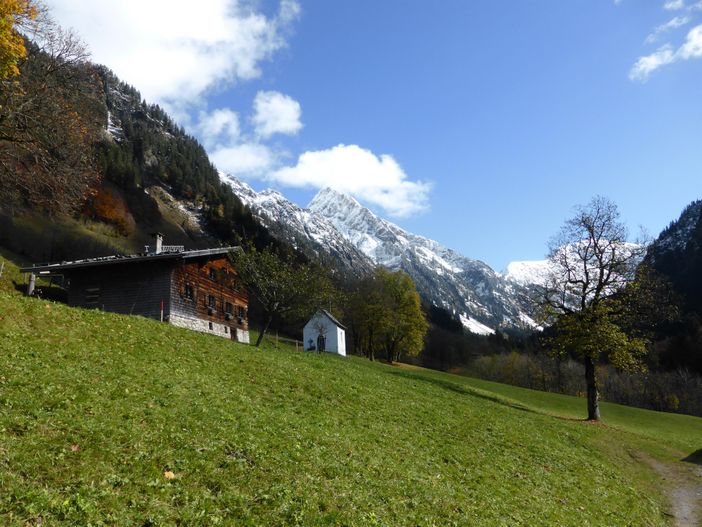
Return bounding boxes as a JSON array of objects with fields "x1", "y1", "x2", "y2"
[{"x1": 20, "y1": 235, "x2": 249, "y2": 342}]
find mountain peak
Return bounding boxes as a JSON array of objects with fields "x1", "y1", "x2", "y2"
[
  {"x1": 309, "y1": 187, "x2": 363, "y2": 212},
  {"x1": 225, "y1": 178, "x2": 540, "y2": 334}
]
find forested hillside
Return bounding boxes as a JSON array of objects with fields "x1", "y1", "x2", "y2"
[
  {"x1": 646, "y1": 200, "x2": 702, "y2": 372},
  {"x1": 0, "y1": 29, "x2": 276, "y2": 263}
]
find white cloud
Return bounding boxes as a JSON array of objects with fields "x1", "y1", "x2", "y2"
[
  {"x1": 645, "y1": 16, "x2": 690, "y2": 43},
  {"x1": 629, "y1": 45, "x2": 676, "y2": 80},
  {"x1": 252, "y1": 91, "x2": 303, "y2": 138},
  {"x1": 664, "y1": 0, "x2": 685, "y2": 10},
  {"x1": 679, "y1": 23, "x2": 702, "y2": 57},
  {"x1": 210, "y1": 143, "x2": 276, "y2": 176},
  {"x1": 630, "y1": 23, "x2": 702, "y2": 80},
  {"x1": 198, "y1": 108, "x2": 241, "y2": 148},
  {"x1": 45, "y1": 0, "x2": 300, "y2": 114},
  {"x1": 202, "y1": 91, "x2": 302, "y2": 179},
  {"x1": 201, "y1": 92, "x2": 301, "y2": 177},
  {"x1": 271, "y1": 144, "x2": 431, "y2": 217}
]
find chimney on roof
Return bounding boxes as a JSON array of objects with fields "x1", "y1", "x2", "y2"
[{"x1": 153, "y1": 233, "x2": 163, "y2": 254}]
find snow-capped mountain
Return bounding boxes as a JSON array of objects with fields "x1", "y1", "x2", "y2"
[
  {"x1": 504, "y1": 240, "x2": 643, "y2": 295},
  {"x1": 223, "y1": 175, "x2": 374, "y2": 277},
  {"x1": 308, "y1": 188, "x2": 539, "y2": 333},
  {"x1": 222, "y1": 178, "x2": 539, "y2": 333},
  {"x1": 502, "y1": 260, "x2": 551, "y2": 288}
]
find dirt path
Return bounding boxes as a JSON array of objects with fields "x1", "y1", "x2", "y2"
[{"x1": 636, "y1": 452, "x2": 702, "y2": 527}]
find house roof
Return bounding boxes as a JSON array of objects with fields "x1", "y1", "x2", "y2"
[
  {"x1": 20, "y1": 247, "x2": 240, "y2": 275},
  {"x1": 317, "y1": 309, "x2": 346, "y2": 330}
]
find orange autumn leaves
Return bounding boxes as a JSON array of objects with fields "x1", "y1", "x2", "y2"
[{"x1": 0, "y1": 0, "x2": 36, "y2": 79}]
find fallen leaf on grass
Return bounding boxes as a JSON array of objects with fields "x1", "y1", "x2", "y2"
[
  {"x1": 164, "y1": 470, "x2": 176, "y2": 480},
  {"x1": 70, "y1": 444, "x2": 80, "y2": 452}
]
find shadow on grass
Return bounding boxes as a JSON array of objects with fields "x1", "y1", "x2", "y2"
[
  {"x1": 682, "y1": 449, "x2": 702, "y2": 465},
  {"x1": 387, "y1": 369, "x2": 540, "y2": 417},
  {"x1": 12, "y1": 281, "x2": 67, "y2": 303}
]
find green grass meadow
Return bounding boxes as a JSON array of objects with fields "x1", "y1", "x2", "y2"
[{"x1": 0, "y1": 256, "x2": 699, "y2": 525}]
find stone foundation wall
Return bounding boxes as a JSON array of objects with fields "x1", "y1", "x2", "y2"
[
  {"x1": 236, "y1": 328, "x2": 250, "y2": 344},
  {"x1": 170, "y1": 314, "x2": 249, "y2": 343}
]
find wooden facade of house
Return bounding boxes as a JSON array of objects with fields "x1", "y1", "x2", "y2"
[
  {"x1": 169, "y1": 256, "x2": 249, "y2": 341},
  {"x1": 21, "y1": 244, "x2": 249, "y2": 343}
]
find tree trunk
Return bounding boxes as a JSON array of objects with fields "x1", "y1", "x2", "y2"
[
  {"x1": 584, "y1": 356, "x2": 600, "y2": 421},
  {"x1": 367, "y1": 328, "x2": 375, "y2": 361},
  {"x1": 255, "y1": 314, "x2": 273, "y2": 347}
]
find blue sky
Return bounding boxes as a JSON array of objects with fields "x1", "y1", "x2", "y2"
[{"x1": 47, "y1": 0, "x2": 702, "y2": 270}]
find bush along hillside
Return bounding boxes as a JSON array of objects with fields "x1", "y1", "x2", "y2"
[{"x1": 1, "y1": 258, "x2": 700, "y2": 526}]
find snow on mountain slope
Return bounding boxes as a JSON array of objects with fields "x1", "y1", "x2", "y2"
[
  {"x1": 308, "y1": 187, "x2": 538, "y2": 333},
  {"x1": 503, "y1": 260, "x2": 551, "y2": 287},
  {"x1": 223, "y1": 175, "x2": 374, "y2": 277},
  {"x1": 222, "y1": 179, "x2": 540, "y2": 334},
  {"x1": 459, "y1": 314, "x2": 496, "y2": 336}
]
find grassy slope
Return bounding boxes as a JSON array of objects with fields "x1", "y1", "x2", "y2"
[
  {"x1": 436, "y1": 373, "x2": 700, "y2": 456},
  {"x1": 0, "y1": 258, "x2": 698, "y2": 525}
]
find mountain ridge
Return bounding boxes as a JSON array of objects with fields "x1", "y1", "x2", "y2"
[{"x1": 223, "y1": 180, "x2": 540, "y2": 334}]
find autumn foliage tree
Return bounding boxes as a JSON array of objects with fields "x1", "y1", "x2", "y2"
[
  {"x1": 0, "y1": 0, "x2": 36, "y2": 78},
  {"x1": 0, "y1": 1, "x2": 101, "y2": 216}
]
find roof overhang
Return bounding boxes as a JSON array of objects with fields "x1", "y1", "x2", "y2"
[
  {"x1": 318, "y1": 309, "x2": 346, "y2": 330},
  {"x1": 20, "y1": 247, "x2": 240, "y2": 275}
]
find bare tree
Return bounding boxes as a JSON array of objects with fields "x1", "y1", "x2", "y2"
[{"x1": 540, "y1": 196, "x2": 646, "y2": 421}]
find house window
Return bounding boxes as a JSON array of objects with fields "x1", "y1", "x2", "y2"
[
  {"x1": 184, "y1": 284, "x2": 194, "y2": 300},
  {"x1": 208, "y1": 295, "x2": 216, "y2": 310},
  {"x1": 209, "y1": 268, "x2": 217, "y2": 281},
  {"x1": 225, "y1": 302, "x2": 233, "y2": 315},
  {"x1": 224, "y1": 326, "x2": 229, "y2": 334},
  {"x1": 84, "y1": 287, "x2": 100, "y2": 306},
  {"x1": 208, "y1": 322, "x2": 213, "y2": 330},
  {"x1": 237, "y1": 305, "x2": 246, "y2": 318}
]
